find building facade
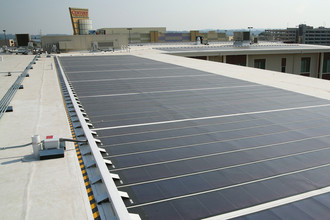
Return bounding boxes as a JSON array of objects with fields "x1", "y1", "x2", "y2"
[
  {"x1": 41, "y1": 28, "x2": 228, "y2": 52},
  {"x1": 41, "y1": 34, "x2": 128, "y2": 52},
  {"x1": 265, "y1": 24, "x2": 330, "y2": 46},
  {"x1": 166, "y1": 43, "x2": 330, "y2": 80},
  {"x1": 96, "y1": 28, "x2": 227, "y2": 44}
]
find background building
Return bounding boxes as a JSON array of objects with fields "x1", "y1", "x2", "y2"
[
  {"x1": 41, "y1": 28, "x2": 229, "y2": 52},
  {"x1": 265, "y1": 24, "x2": 330, "y2": 45},
  {"x1": 41, "y1": 34, "x2": 128, "y2": 52},
  {"x1": 164, "y1": 43, "x2": 330, "y2": 79},
  {"x1": 40, "y1": 7, "x2": 229, "y2": 52}
]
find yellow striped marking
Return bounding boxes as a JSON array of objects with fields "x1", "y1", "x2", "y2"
[
  {"x1": 91, "y1": 203, "x2": 97, "y2": 209},
  {"x1": 93, "y1": 212, "x2": 100, "y2": 218},
  {"x1": 60, "y1": 87, "x2": 100, "y2": 219}
]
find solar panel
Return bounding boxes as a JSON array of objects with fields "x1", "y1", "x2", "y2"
[
  {"x1": 59, "y1": 55, "x2": 330, "y2": 219},
  {"x1": 236, "y1": 192, "x2": 330, "y2": 219}
]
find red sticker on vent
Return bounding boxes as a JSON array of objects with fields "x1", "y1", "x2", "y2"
[{"x1": 46, "y1": 135, "x2": 54, "y2": 139}]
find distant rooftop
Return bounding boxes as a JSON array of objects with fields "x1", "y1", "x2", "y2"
[{"x1": 154, "y1": 42, "x2": 330, "y2": 55}]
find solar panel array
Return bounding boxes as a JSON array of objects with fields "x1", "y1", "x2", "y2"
[{"x1": 60, "y1": 55, "x2": 330, "y2": 219}]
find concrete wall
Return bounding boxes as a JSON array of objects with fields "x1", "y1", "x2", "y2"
[
  {"x1": 197, "y1": 53, "x2": 321, "y2": 78},
  {"x1": 158, "y1": 33, "x2": 191, "y2": 42},
  {"x1": 247, "y1": 53, "x2": 319, "y2": 77},
  {"x1": 190, "y1": 31, "x2": 227, "y2": 42},
  {"x1": 41, "y1": 34, "x2": 128, "y2": 52}
]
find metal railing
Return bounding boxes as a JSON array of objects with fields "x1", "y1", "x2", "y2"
[
  {"x1": 55, "y1": 56, "x2": 139, "y2": 220},
  {"x1": 0, "y1": 55, "x2": 39, "y2": 120}
]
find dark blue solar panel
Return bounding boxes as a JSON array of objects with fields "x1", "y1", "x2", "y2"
[{"x1": 60, "y1": 55, "x2": 330, "y2": 220}]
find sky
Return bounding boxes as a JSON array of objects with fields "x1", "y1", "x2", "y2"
[{"x1": 1, "y1": 0, "x2": 330, "y2": 35}]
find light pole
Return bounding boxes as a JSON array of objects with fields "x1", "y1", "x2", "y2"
[
  {"x1": 127, "y1": 28, "x2": 132, "y2": 44},
  {"x1": 3, "y1": 30, "x2": 6, "y2": 46}
]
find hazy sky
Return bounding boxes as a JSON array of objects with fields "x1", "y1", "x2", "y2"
[{"x1": 1, "y1": 0, "x2": 330, "y2": 35}]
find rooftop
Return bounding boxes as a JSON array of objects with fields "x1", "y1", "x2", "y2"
[
  {"x1": 0, "y1": 54, "x2": 92, "y2": 220},
  {"x1": 154, "y1": 42, "x2": 330, "y2": 55},
  {"x1": 3, "y1": 42, "x2": 330, "y2": 219}
]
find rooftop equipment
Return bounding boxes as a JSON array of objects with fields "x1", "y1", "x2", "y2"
[
  {"x1": 32, "y1": 135, "x2": 87, "y2": 160},
  {"x1": 233, "y1": 31, "x2": 251, "y2": 46}
]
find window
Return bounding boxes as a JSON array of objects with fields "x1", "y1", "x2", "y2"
[
  {"x1": 301, "y1": 57, "x2": 311, "y2": 73},
  {"x1": 254, "y1": 59, "x2": 266, "y2": 69},
  {"x1": 281, "y1": 58, "x2": 286, "y2": 73},
  {"x1": 323, "y1": 59, "x2": 330, "y2": 73}
]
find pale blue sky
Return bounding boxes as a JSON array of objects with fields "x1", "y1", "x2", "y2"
[{"x1": 1, "y1": 0, "x2": 329, "y2": 35}]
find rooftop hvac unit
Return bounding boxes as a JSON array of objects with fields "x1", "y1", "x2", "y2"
[
  {"x1": 234, "y1": 32, "x2": 250, "y2": 41},
  {"x1": 233, "y1": 31, "x2": 251, "y2": 46}
]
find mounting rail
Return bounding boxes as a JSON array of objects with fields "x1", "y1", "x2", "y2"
[
  {"x1": 0, "y1": 55, "x2": 38, "y2": 120},
  {"x1": 55, "y1": 56, "x2": 140, "y2": 220}
]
